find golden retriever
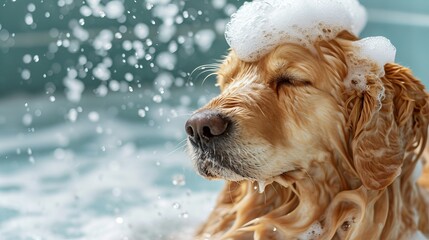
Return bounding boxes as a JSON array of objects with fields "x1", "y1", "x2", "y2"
[{"x1": 185, "y1": 31, "x2": 429, "y2": 239}]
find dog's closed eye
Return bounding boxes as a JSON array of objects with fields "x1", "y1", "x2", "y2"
[
  {"x1": 275, "y1": 75, "x2": 311, "y2": 89},
  {"x1": 276, "y1": 76, "x2": 294, "y2": 86}
]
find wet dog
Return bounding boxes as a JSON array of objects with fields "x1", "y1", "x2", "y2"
[{"x1": 185, "y1": 31, "x2": 429, "y2": 239}]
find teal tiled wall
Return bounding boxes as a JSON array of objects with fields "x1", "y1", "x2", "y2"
[{"x1": 361, "y1": 0, "x2": 429, "y2": 85}]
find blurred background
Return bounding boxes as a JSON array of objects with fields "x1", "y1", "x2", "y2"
[{"x1": 0, "y1": 0, "x2": 428, "y2": 239}]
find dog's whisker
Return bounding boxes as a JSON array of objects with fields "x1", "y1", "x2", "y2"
[
  {"x1": 201, "y1": 72, "x2": 218, "y2": 86},
  {"x1": 189, "y1": 64, "x2": 220, "y2": 80},
  {"x1": 194, "y1": 70, "x2": 217, "y2": 85},
  {"x1": 166, "y1": 139, "x2": 188, "y2": 156}
]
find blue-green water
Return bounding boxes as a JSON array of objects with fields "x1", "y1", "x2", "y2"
[{"x1": 0, "y1": 90, "x2": 223, "y2": 240}]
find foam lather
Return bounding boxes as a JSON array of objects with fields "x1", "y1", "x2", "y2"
[
  {"x1": 225, "y1": 0, "x2": 397, "y2": 93},
  {"x1": 225, "y1": 0, "x2": 367, "y2": 62}
]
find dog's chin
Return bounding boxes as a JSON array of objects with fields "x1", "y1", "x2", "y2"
[
  {"x1": 194, "y1": 155, "x2": 302, "y2": 184},
  {"x1": 189, "y1": 140, "x2": 296, "y2": 181},
  {"x1": 188, "y1": 140, "x2": 250, "y2": 181},
  {"x1": 194, "y1": 157, "x2": 247, "y2": 181}
]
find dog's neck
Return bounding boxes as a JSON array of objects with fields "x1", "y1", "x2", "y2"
[{"x1": 196, "y1": 151, "x2": 429, "y2": 239}]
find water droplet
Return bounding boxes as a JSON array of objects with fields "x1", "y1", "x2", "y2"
[
  {"x1": 96, "y1": 126, "x2": 103, "y2": 134},
  {"x1": 22, "y1": 113, "x2": 32, "y2": 126},
  {"x1": 23, "y1": 54, "x2": 32, "y2": 64},
  {"x1": 27, "y1": 3, "x2": 36, "y2": 12},
  {"x1": 116, "y1": 217, "x2": 124, "y2": 224},
  {"x1": 25, "y1": 13, "x2": 33, "y2": 25},
  {"x1": 180, "y1": 212, "x2": 189, "y2": 219},
  {"x1": 21, "y1": 69, "x2": 31, "y2": 80},
  {"x1": 183, "y1": 11, "x2": 189, "y2": 18},
  {"x1": 172, "y1": 174, "x2": 186, "y2": 186},
  {"x1": 68, "y1": 108, "x2": 78, "y2": 122},
  {"x1": 341, "y1": 221, "x2": 351, "y2": 231},
  {"x1": 134, "y1": 23, "x2": 149, "y2": 39},
  {"x1": 109, "y1": 80, "x2": 120, "y2": 92},
  {"x1": 152, "y1": 95, "x2": 162, "y2": 103},
  {"x1": 124, "y1": 73, "x2": 133, "y2": 82},
  {"x1": 172, "y1": 202, "x2": 181, "y2": 209},
  {"x1": 138, "y1": 109, "x2": 146, "y2": 118},
  {"x1": 105, "y1": 1, "x2": 124, "y2": 19},
  {"x1": 115, "y1": 32, "x2": 122, "y2": 39},
  {"x1": 88, "y1": 111, "x2": 100, "y2": 122}
]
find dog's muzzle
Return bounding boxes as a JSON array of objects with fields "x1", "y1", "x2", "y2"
[{"x1": 185, "y1": 110, "x2": 234, "y2": 177}]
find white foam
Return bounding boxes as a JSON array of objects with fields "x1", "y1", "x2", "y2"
[
  {"x1": 225, "y1": 0, "x2": 367, "y2": 62},
  {"x1": 344, "y1": 36, "x2": 396, "y2": 92},
  {"x1": 298, "y1": 221, "x2": 323, "y2": 240},
  {"x1": 353, "y1": 37, "x2": 396, "y2": 71}
]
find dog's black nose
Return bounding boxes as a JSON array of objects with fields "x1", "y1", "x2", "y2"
[{"x1": 185, "y1": 110, "x2": 229, "y2": 143}]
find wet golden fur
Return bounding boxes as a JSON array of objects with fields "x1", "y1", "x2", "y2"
[{"x1": 189, "y1": 31, "x2": 429, "y2": 239}]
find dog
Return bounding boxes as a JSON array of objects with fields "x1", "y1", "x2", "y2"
[{"x1": 185, "y1": 30, "x2": 429, "y2": 239}]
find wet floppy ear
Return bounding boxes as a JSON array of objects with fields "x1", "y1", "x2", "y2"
[
  {"x1": 350, "y1": 64, "x2": 429, "y2": 190},
  {"x1": 351, "y1": 74, "x2": 403, "y2": 190}
]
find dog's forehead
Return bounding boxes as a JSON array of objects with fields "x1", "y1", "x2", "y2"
[
  {"x1": 224, "y1": 70, "x2": 261, "y2": 91},
  {"x1": 217, "y1": 46, "x2": 320, "y2": 89}
]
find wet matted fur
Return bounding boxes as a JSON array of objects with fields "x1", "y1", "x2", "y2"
[{"x1": 187, "y1": 31, "x2": 429, "y2": 239}]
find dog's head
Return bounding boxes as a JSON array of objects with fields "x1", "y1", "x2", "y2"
[{"x1": 185, "y1": 31, "x2": 428, "y2": 190}]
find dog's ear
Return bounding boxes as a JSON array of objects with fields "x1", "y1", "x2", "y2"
[{"x1": 349, "y1": 63, "x2": 429, "y2": 190}]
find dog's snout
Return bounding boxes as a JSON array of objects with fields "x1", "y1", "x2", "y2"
[{"x1": 185, "y1": 110, "x2": 229, "y2": 143}]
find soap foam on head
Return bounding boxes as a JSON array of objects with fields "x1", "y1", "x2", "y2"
[
  {"x1": 226, "y1": 0, "x2": 397, "y2": 94},
  {"x1": 225, "y1": 0, "x2": 367, "y2": 62}
]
